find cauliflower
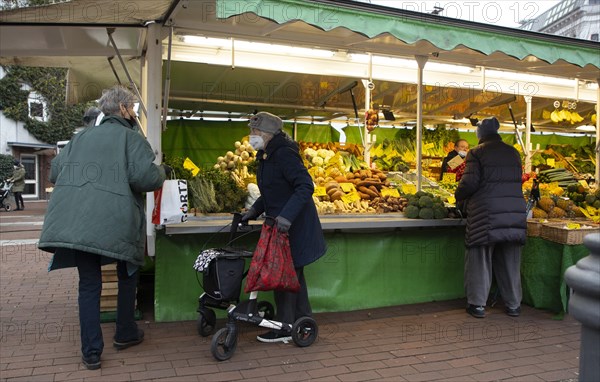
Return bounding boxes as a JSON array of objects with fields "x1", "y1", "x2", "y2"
[
  {"x1": 304, "y1": 148, "x2": 317, "y2": 159},
  {"x1": 312, "y1": 156, "x2": 324, "y2": 166},
  {"x1": 245, "y1": 183, "x2": 261, "y2": 209}
]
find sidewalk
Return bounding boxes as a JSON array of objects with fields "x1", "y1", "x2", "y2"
[{"x1": 0, "y1": 202, "x2": 582, "y2": 381}]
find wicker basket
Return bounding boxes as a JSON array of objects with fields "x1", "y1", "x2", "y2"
[
  {"x1": 540, "y1": 222, "x2": 600, "y2": 245},
  {"x1": 527, "y1": 220, "x2": 543, "y2": 237}
]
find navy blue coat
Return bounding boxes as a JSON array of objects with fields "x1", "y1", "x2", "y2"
[
  {"x1": 455, "y1": 134, "x2": 526, "y2": 248},
  {"x1": 250, "y1": 132, "x2": 327, "y2": 267}
]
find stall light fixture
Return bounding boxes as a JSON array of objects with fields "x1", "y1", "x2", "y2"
[
  {"x1": 485, "y1": 69, "x2": 577, "y2": 87},
  {"x1": 348, "y1": 53, "x2": 474, "y2": 74},
  {"x1": 181, "y1": 35, "x2": 335, "y2": 58},
  {"x1": 575, "y1": 125, "x2": 597, "y2": 132}
]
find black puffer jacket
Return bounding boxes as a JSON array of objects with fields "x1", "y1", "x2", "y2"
[{"x1": 455, "y1": 134, "x2": 526, "y2": 247}]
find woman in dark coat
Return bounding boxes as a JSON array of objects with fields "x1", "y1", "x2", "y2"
[
  {"x1": 241, "y1": 111, "x2": 327, "y2": 343},
  {"x1": 455, "y1": 117, "x2": 526, "y2": 319}
]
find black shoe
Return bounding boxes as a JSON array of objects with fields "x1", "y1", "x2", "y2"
[
  {"x1": 15, "y1": 208, "x2": 22, "y2": 211},
  {"x1": 257, "y1": 331, "x2": 292, "y2": 343},
  {"x1": 113, "y1": 329, "x2": 144, "y2": 350},
  {"x1": 82, "y1": 354, "x2": 101, "y2": 370},
  {"x1": 506, "y1": 306, "x2": 521, "y2": 317},
  {"x1": 467, "y1": 304, "x2": 485, "y2": 318}
]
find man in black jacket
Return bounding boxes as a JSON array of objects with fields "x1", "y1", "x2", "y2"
[{"x1": 455, "y1": 117, "x2": 526, "y2": 319}]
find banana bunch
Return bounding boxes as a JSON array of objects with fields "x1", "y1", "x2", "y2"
[{"x1": 549, "y1": 109, "x2": 584, "y2": 124}]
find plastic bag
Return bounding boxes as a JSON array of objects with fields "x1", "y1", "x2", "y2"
[
  {"x1": 244, "y1": 222, "x2": 300, "y2": 293},
  {"x1": 152, "y1": 179, "x2": 188, "y2": 225}
]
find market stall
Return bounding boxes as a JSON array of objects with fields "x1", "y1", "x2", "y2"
[{"x1": 1, "y1": 0, "x2": 599, "y2": 322}]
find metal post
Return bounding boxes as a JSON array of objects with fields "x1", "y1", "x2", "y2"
[
  {"x1": 143, "y1": 23, "x2": 163, "y2": 257},
  {"x1": 161, "y1": 25, "x2": 173, "y2": 131},
  {"x1": 524, "y1": 96, "x2": 532, "y2": 173},
  {"x1": 565, "y1": 233, "x2": 600, "y2": 382},
  {"x1": 106, "y1": 28, "x2": 148, "y2": 119},
  {"x1": 415, "y1": 55, "x2": 428, "y2": 191},
  {"x1": 594, "y1": 78, "x2": 600, "y2": 185}
]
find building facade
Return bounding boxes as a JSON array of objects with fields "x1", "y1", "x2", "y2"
[
  {"x1": 1, "y1": 66, "x2": 55, "y2": 199},
  {"x1": 519, "y1": 0, "x2": 600, "y2": 41}
]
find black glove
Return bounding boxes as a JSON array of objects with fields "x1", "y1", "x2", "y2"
[
  {"x1": 161, "y1": 164, "x2": 173, "y2": 178},
  {"x1": 275, "y1": 216, "x2": 292, "y2": 233},
  {"x1": 240, "y1": 207, "x2": 258, "y2": 223}
]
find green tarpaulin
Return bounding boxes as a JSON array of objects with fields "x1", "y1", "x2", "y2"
[
  {"x1": 154, "y1": 227, "x2": 466, "y2": 322},
  {"x1": 162, "y1": 119, "x2": 339, "y2": 168}
]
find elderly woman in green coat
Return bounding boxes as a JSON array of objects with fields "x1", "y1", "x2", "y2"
[
  {"x1": 39, "y1": 86, "x2": 168, "y2": 370},
  {"x1": 7, "y1": 160, "x2": 26, "y2": 210}
]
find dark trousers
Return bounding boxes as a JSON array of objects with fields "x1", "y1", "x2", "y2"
[
  {"x1": 274, "y1": 267, "x2": 311, "y2": 332},
  {"x1": 464, "y1": 243, "x2": 523, "y2": 309},
  {"x1": 75, "y1": 251, "x2": 139, "y2": 358},
  {"x1": 14, "y1": 192, "x2": 24, "y2": 209}
]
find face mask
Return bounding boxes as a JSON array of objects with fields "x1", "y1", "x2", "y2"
[
  {"x1": 249, "y1": 135, "x2": 265, "y2": 151},
  {"x1": 458, "y1": 151, "x2": 467, "y2": 158}
]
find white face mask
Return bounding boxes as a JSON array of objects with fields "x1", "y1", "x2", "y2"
[
  {"x1": 458, "y1": 151, "x2": 467, "y2": 158},
  {"x1": 249, "y1": 135, "x2": 265, "y2": 151}
]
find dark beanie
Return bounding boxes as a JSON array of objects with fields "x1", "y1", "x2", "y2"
[
  {"x1": 13, "y1": 160, "x2": 20, "y2": 166},
  {"x1": 477, "y1": 117, "x2": 500, "y2": 139}
]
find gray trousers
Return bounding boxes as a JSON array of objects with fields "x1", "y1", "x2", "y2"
[{"x1": 464, "y1": 243, "x2": 523, "y2": 309}]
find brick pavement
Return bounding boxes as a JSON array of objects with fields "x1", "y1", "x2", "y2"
[{"x1": 0, "y1": 201, "x2": 582, "y2": 381}]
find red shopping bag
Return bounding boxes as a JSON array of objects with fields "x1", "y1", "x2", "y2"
[{"x1": 244, "y1": 222, "x2": 300, "y2": 293}]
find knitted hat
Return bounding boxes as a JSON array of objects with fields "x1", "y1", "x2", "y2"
[
  {"x1": 477, "y1": 117, "x2": 500, "y2": 139},
  {"x1": 248, "y1": 112, "x2": 283, "y2": 134}
]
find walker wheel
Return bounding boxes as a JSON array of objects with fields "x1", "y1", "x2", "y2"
[
  {"x1": 4, "y1": 205, "x2": 10, "y2": 212},
  {"x1": 211, "y1": 327, "x2": 237, "y2": 361},
  {"x1": 291, "y1": 317, "x2": 318, "y2": 347},
  {"x1": 257, "y1": 301, "x2": 275, "y2": 320},
  {"x1": 197, "y1": 309, "x2": 216, "y2": 337}
]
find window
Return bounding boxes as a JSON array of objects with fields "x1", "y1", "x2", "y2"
[
  {"x1": 29, "y1": 102, "x2": 43, "y2": 118},
  {"x1": 27, "y1": 91, "x2": 48, "y2": 121},
  {"x1": 592, "y1": 33, "x2": 599, "y2": 41}
]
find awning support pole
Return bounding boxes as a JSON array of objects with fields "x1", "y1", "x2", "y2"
[
  {"x1": 594, "y1": 78, "x2": 600, "y2": 185},
  {"x1": 524, "y1": 96, "x2": 532, "y2": 173},
  {"x1": 107, "y1": 56, "x2": 122, "y2": 85},
  {"x1": 415, "y1": 55, "x2": 428, "y2": 192},
  {"x1": 106, "y1": 28, "x2": 148, "y2": 119},
  {"x1": 143, "y1": 23, "x2": 163, "y2": 257},
  {"x1": 363, "y1": 53, "x2": 373, "y2": 165},
  {"x1": 161, "y1": 25, "x2": 174, "y2": 131}
]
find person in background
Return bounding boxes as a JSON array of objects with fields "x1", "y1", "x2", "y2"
[
  {"x1": 455, "y1": 117, "x2": 526, "y2": 319},
  {"x1": 241, "y1": 111, "x2": 327, "y2": 343},
  {"x1": 440, "y1": 139, "x2": 469, "y2": 181},
  {"x1": 7, "y1": 160, "x2": 26, "y2": 211},
  {"x1": 38, "y1": 85, "x2": 169, "y2": 370},
  {"x1": 76, "y1": 106, "x2": 102, "y2": 133}
]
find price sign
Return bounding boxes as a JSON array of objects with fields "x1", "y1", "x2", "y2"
[
  {"x1": 423, "y1": 142, "x2": 434, "y2": 150},
  {"x1": 447, "y1": 196, "x2": 456, "y2": 205},
  {"x1": 313, "y1": 186, "x2": 327, "y2": 197},
  {"x1": 339, "y1": 182, "x2": 356, "y2": 193},
  {"x1": 546, "y1": 158, "x2": 555, "y2": 167},
  {"x1": 381, "y1": 188, "x2": 400, "y2": 198},
  {"x1": 578, "y1": 180, "x2": 589, "y2": 189},
  {"x1": 442, "y1": 173, "x2": 457, "y2": 183},
  {"x1": 401, "y1": 184, "x2": 417, "y2": 195},
  {"x1": 341, "y1": 191, "x2": 361, "y2": 204}
]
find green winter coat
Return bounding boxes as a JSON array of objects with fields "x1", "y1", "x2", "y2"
[
  {"x1": 39, "y1": 115, "x2": 166, "y2": 269},
  {"x1": 10, "y1": 166, "x2": 26, "y2": 193}
]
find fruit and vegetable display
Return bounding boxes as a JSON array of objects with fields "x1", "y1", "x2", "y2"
[{"x1": 168, "y1": 125, "x2": 597, "y2": 224}]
